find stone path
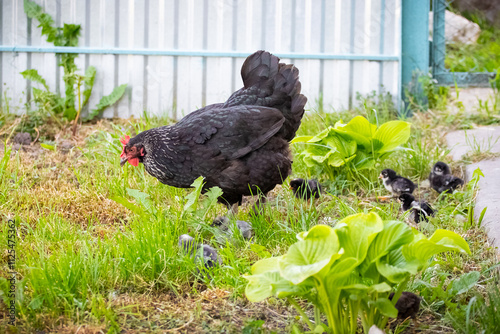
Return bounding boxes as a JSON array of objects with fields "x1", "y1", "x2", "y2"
[{"x1": 445, "y1": 95, "x2": 500, "y2": 253}]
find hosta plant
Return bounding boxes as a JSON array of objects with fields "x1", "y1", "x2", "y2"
[
  {"x1": 244, "y1": 212, "x2": 470, "y2": 334},
  {"x1": 292, "y1": 116, "x2": 411, "y2": 180}
]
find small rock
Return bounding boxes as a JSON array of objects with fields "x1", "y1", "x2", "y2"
[
  {"x1": 429, "y1": 10, "x2": 481, "y2": 44},
  {"x1": 454, "y1": 214, "x2": 467, "y2": 223},
  {"x1": 419, "y1": 179, "x2": 431, "y2": 188},
  {"x1": 58, "y1": 140, "x2": 74, "y2": 154},
  {"x1": 368, "y1": 325, "x2": 385, "y2": 334},
  {"x1": 12, "y1": 132, "x2": 31, "y2": 145}
]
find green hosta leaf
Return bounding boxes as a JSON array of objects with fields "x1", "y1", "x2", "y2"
[
  {"x1": 335, "y1": 212, "x2": 384, "y2": 263},
  {"x1": 280, "y1": 225, "x2": 341, "y2": 284},
  {"x1": 371, "y1": 298, "x2": 398, "y2": 318},
  {"x1": 360, "y1": 220, "x2": 414, "y2": 275},
  {"x1": 20, "y1": 69, "x2": 49, "y2": 91},
  {"x1": 373, "y1": 121, "x2": 411, "y2": 154},
  {"x1": 376, "y1": 248, "x2": 418, "y2": 283},
  {"x1": 327, "y1": 152, "x2": 356, "y2": 167},
  {"x1": 403, "y1": 229, "x2": 471, "y2": 268},
  {"x1": 87, "y1": 84, "x2": 127, "y2": 120},
  {"x1": 309, "y1": 127, "x2": 333, "y2": 142},
  {"x1": 244, "y1": 258, "x2": 310, "y2": 302},
  {"x1": 323, "y1": 133, "x2": 357, "y2": 158},
  {"x1": 334, "y1": 116, "x2": 376, "y2": 148},
  {"x1": 291, "y1": 135, "x2": 314, "y2": 143},
  {"x1": 368, "y1": 283, "x2": 392, "y2": 294},
  {"x1": 429, "y1": 229, "x2": 471, "y2": 254},
  {"x1": 250, "y1": 256, "x2": 283, "y2": 275},
  {"x1": 448, "y1": 271, "x2": 480, "y2": 295}
]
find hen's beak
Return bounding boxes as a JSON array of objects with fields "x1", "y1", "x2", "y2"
[{"x1": 120, "y1": 157, "x2": 128, "y2": 167}]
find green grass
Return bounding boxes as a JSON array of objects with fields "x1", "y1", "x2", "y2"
[
  {"x1": 0, "y1": 101, "x2": 499, "y2": 333},
  {"x1": 445, "y1": 14, "x2": 500, "y2": 73}
]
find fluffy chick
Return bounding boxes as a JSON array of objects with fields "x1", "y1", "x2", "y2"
[
  {"x1": 212, "y1": 216, "x2": 253, "y2": 239},
  {"x1": 398, "y1": 193, "x2": 435, "y2": 223},
  {"x1": 289, "y1": 178, "x2": 322, "y2": 200},
  {"x1": 389, "y1": 291, "x2": 421, "y2": 320},
  {"x1": 178, "y1": 234, "x2": 222, "y2": 269},
  {"x1": 429, "y1": 161, "x2": 464, "y2": 194},
  {"x1": 379, "y1": 169, "x2": 416, "y2": 196}
]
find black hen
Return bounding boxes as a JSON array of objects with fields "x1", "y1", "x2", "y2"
[
  {"x1": 290, "y1": 178, "x2": 322, "y2": 200},
  {"x1": 389, "y1": 291, "x2": 421, "y2": 320},
  {"x1": 379, "y1": 169, "x2": 416, "y2": 196},
  {"x1": 399, "y1": 193, "x2": 434, "y2": 223},
  {"x1": 429, "y1": 161, "x2": 464, "y2": 194},
  {"x1": 120, "y1": 51, "x2": 307, "y2": 210}
]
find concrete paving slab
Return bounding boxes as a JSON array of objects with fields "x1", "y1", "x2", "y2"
[
  {"x1": 446, "y1": 125, "x2": 500, "y2": 253},
  {"x1": 465, "y1": 159, "x2": 500, "y2": 252},
  {"x1": 445, "y1": 126, "x2": 500, "y2": 160}
]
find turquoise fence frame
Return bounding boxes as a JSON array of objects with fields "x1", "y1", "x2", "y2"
[{"x1": 431, "y1": 0, "x2": 496, "y2": 87}]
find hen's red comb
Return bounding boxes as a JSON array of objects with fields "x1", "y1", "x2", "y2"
[{"x1": 120, "y1": 135, "x2": 130, "y2": 146}]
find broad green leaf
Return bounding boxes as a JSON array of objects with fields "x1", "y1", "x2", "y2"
[
  {"x1": 308, "y1": 127, "x2": 333, "y2": 142},
  {"x1": 20, "y1": 69, "x2": 50, "y2": 91},
  {"x1": 126, "y1": 188, "x2": 156, "y2": 214},
  {"x1": 82, "y1": 66, "x2": 96, "y2": 107},
  {"x1": 360, "y1": 220, "x2": 414, "y2": 274},
  {"x1": 198, "y1": 185, "x2": 223, "y2": 219},
  {"x1": 448, "y1": 271, "x2": 480, "y2": 295},
  {"x1": 371, "y1": 298, "x2": 398, "y2": 318},
  {"x1": 290, "y1": 135, "x2": 314, "y2": 143},
  {"x1": 368, "y1": 283, "x2": 392, "y2": 294},
  {"x1": 183, "y1": 176, "x2": 205, "y2": 212},
  {"x1": 327, "y1": 151, "x2": 356, "y2": 167},
  {"x1": 323, "y1": 133, "x2": 357, "y2": 158},
  {"x1": 334, "y1": 116, "x2": 375, "y2": 148},
  {"x1": 244, "y1": 271, "x2": 309, "y2": 302},
  {"x1": 335, "y1": 212, "x2": 384, "y2": 263},
  {"x1": 280, "y1": 225, "x2": 341, "y2": 284},
  {"x1": 373, "y1": 121, "x2": 411, "y2": 154},
  {"x1": 376, "y1": 249, "x2": 418, "y2": 283},
  {"x1": 429, "y1": 229, "x2": 471, "y2": 254},
  {"x1": 87, "y1": 84, "x2": 127, "y2": 120},
  {"x1": 403, "y1": 229, "x2": 470, "y2": 268},
  {"x1": 250, "y1": 256, "x2": 283, "y2": 275}
]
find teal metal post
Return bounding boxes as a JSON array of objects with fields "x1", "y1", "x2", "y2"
[{"x1": 401, "y1": 0, "x2": 430, "y2": 110}]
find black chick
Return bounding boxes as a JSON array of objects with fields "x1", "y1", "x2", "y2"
[
  {"x1": 398, "y1": 193, "x2": 435, "y2": 223},
  {"x1": 429, "y1": 161, "x2": 464, "y2": 194},
  {"x1": 389, "y1": 291, "x2": 421, "y2": 320},
  {"x1": 178, "y1": 234, "x2": 222, "y2": 269},
  {"x1": 379, "y1": 169, "x2": 416, "y2": 196},
  {"x1": 290, "y1": 178, "x2": 322, "y2": 200},
  {"x1": 212, "y1": 216, "x2": 253, "y2": 239}
]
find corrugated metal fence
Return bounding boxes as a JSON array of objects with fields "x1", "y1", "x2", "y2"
[{"x1": 0, "y1": 0, "x2": 401, "y2": 119}]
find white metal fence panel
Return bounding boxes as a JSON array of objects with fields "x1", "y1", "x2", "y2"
[{"x1": 0, "y1": 0, "x2": 401, "y2": 119}]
